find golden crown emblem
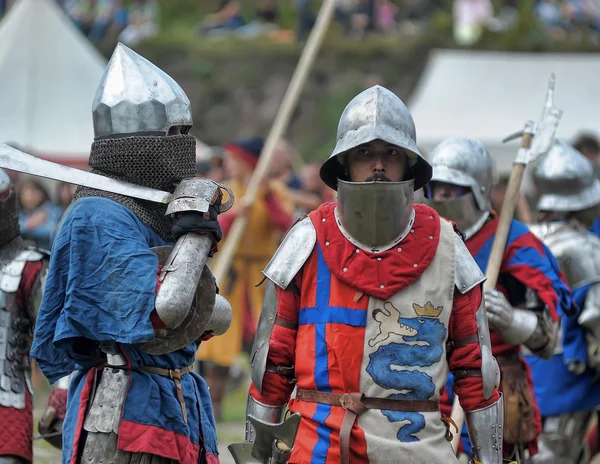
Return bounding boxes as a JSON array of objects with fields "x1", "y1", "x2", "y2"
[{"x1": 412, "y1": 301, "x2": 443, "y2": 317}]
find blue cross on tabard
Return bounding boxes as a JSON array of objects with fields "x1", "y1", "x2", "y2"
[{"x1": 297, "y1": 244, "x2": 367, "y2": 463}]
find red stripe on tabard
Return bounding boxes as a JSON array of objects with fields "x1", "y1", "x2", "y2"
[
  {"x1": 118, "y1": 419, "x2": 200, "y2": 462},
  {"x1": 300, "y1": 248, "x2": 319, "y2": 309},
  {"x1": 295, "y1": 324, "x2": 318, "y2": 390},
  {"x1": 287, "y1": 403, "x2": 323, "y2": 462},
  {"x1": 70, "y1": 367, "x2": 101, "y2": 464},
  {"x1": 329, "y1": 324, "x2": 366, "y2": 392},
  {"x1": 328, "y1": 273, "x2": 369, "y2": 310}
]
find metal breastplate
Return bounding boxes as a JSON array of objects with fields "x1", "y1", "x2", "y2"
[
  {"x1": 529, "y1": 221, "x2": 600, "y2": 288},
  {"x1": 0, "y1": 249, "x2": 44, "y2": 409}
]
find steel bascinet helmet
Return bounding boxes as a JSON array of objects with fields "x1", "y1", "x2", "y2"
[
  {"x1": 320, "y1": 86, "x2": 431, "y2": 249},
  {"x1": 92, "y1": 43, "x2": 193, "y2": 139},
  {"x1": 423, "y1": 137, "x2": 493, "y2": 239},
  {"x1": 534, "y1": 140, "x2": 600, "y2": 213}
]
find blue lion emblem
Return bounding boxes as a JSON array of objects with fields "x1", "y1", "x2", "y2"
[{"x1": 366, "y1": 303, "x2": 447, "y2": 442}]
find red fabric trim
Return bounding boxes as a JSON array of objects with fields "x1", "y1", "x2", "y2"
[
  {"x1": 224, "y1": 144, "x2": 259, "y2": 168},
  {"x1": 206, "y1": 452, "x2": 221, "y2": 464},
  {"x1": 309, "y1": 202, "x2": 440, "y2": 300},
  {"x1": 16, "y1": 260, "x2": 44, "y2": 311},
  {"x1": 118, "y1": 419, "x2": 200, "y2": 463},
  {"x1": 70, "y1": 367, "x2": 101, "y2": 464},
  {"x1": 449, "y1": 285, "x2": 500, "y2": 411},
  {"x1": 0, "y1": 390, "x2": 33, "y2": 461}
]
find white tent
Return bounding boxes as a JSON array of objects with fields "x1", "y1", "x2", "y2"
[
  {"x1": 409, "y1": 49, "x2": 600, "y2": 176},
  {"x1": 0, "y1": 0, "x2": 106, "y2": 166}
]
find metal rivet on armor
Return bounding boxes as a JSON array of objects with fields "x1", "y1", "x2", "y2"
[
  {"x1": 380, "y1": 285, "x2": 384, "y2": 289},
  {"x1": 410, "y1": 229, "x2": 415, "y2": 233},
  {"x1": 413, "y1": 264, "x2": 417, "y2": 268},
  {"x1": 325, "y1": 241, "x2": 330, "y2": 246},
  {"x1": 429, "y1": 236, "x2": 433, "y2": 240},
  {"x1": 343, "y1": 268, "x2": 348, "y2": 272},
  {"x1": 355, "y1": 249, "x2": 360, "y2": 254},
  {"x1": 377, "y1": 257, "x2": 382, "y2": 261},
  {"x1": 462, "y1": 284, "x2": 466, "y2": 289},
  {"x1": 429, "y1": 215, "x2": 433, "y2": 219},
  {"x1": 322, "y1": 218, "x2": 326, "y2": 222},
  {"x1": 397, "y1": 247, "x2": 402, "y2": 252}
]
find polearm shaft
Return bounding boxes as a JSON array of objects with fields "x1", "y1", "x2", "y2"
[{"x1": 211, "y1": 0, "x2": 338, "y2": 285}]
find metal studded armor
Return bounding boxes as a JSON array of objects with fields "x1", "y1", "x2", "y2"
[
  {"x1": 0, "y1": 249, "x2": 47, "y2": 410},
  {"x1": 0, "y1": 168, "x2": 51, "y2": 462}
]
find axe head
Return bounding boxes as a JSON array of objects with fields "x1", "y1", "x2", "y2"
[{"x1": 502, "y1": 73, "x2": 563, "y2": 165}]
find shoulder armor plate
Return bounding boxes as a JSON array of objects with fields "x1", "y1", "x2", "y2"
[
  {"x1": 262, "y1": 217, "x2": 316, "y2": 289},
  {"x1": 0, "y1": 248, "x2": 47, "y2": 293},
  {"x1": 454, "y1": 232, "x2": 486, "y2": 294}
]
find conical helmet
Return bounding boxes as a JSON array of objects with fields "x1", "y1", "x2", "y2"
[
  {"x1": 319, "y1": 85, "x2": 431, "y2": 191},
  {"x1": 534, "y1": 140, "x2": 600, "y2": 212},
  {"x1": 92, "y1": 43, "x2": 193, "y2": 139}
]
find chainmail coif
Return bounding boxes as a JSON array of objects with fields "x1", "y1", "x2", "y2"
[
  {"x1": 0, "y1": 190, "x2": 20, "y2": 247},
  {"x1": 74, "y1": 134, "x2": 197, "y2": 242}
]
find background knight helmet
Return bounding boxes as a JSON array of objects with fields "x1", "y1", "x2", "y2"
[
  {"x1": 319, "y1": 86, "x2": 432, "y2": 249},
  {"x1": 534, "y1": 140, "x2": 600, "y2": 215},
  {"x1": 0, "y1": 168, "x2": 20, "y2": 247},
  {"x1": 92, "y1": 42, "x2": 193, "y2": 139},
  {"x1": 424, "y1": 137, "x2": 493, "y2": 239}
]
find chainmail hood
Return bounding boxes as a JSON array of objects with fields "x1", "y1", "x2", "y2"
[
  {"x1": 0, "y1": 189, "x2": 20, "y2": 247},
  {"x1": 74, "y1": 134, "x2": 197, "y2": 241},
  {"x1": 0, "y1": 237, "x2": 34, "y2": 269}
]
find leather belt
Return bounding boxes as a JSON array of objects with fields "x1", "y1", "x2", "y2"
[
  {"x1": 137, "y1": 365, "x2": 194, "y2": 423},
  {"x1": 446, "y1": 334, "x2": 479, "y2": 353},
  {"x1": 296, "y1": 388, "x2": 439, "y2": 464}
]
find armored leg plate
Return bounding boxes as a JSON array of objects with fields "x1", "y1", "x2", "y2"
[
  {"x1": 80, "y1": 431, "x2": 177, "y2": 463},
  {"x1": 83, "y1": 369, "x2": 128, "y2": 434}
]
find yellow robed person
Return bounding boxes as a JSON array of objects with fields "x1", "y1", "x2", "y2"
[{"x1": 198, "y1": 137, "x2": 295, "y2": 419}]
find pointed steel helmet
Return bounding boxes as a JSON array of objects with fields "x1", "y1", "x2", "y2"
[
  {"x1": 534, "y1": 140, "x2": 600, "y2": 212},
  {"x1": 320, "y1": 85, "x2": 431, "y2": 191},
  {"x1": 92, "y1": 43, "x2": 193, "y2": 139},
  {"x1": 423, "y1": 137, "x2": 493, "y2": 239}
]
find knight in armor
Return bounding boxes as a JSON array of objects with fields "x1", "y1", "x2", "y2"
[
  {"x1": 239, "y1": 86, "x2": 504, "y2": 464},
  {"x1": 0, "y1": 168, "x2": 59, "y2": 463},
  {"x1": 423, "y1": 137, "x2": 571, "y2": 462},
  {"x1": 30, "y1": 44, "x2": 226, "y2": 464},
  {"x1": 525, "y1": 141, "x2": 600, "y2": 464}
]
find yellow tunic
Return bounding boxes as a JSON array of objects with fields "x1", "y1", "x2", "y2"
[{"x1": 198, "y1": 179, "x2": 294, "y2": 367}]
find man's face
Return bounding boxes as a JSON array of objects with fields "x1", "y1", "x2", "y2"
[
  {"x1": 430, "y1": 182, "x2": 463, "y2": 201},
  {"x1": 346, "y1": 139, "x2": 407, "y2": 183}
]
